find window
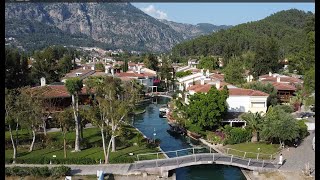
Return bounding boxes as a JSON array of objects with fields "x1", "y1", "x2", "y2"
[{"x1": 251, "y1": 102, "x2": 265, "y2": 108}]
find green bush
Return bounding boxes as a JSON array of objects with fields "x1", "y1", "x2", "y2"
[
  {"x1": 206, "y1": 132, "x2": 222, "y2": 144},
  {"x1": 51, "y1": 166, "x2": 71, "y2": 177},
  {"x1": 109, "y1": 156, "x2": 135, "y2": 164},
  {"x1": 297, "y1": 120, "x2": 309, "y2": 139},
  {"x1": 274, "y1": 104, "x2": 294, "y2": 113},
  {"x1": 224, "y1": 126, "x2": 251, "y2": 145},
  {"x1": 5, "y1": 166, "x2": 70, "y2": 177}
]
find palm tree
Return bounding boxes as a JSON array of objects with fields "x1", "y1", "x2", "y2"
[
  {"x1": 240, "y1": 111, "x2": 263, "y2": 143},
  {"x1": 65, "y1": 78, "x2": 83, "y2": 152}
]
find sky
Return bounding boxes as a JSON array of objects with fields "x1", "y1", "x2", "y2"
[{"x1": 132, "y1": 3, "x2": 315, "y2": 26}]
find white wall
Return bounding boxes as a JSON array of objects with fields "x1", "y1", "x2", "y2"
[
  {"x1": 227, "y1": 96, "x2": 250, "y2": 112},
  {"x1": 185, "y1": 92, "x2": 268, "y2": 113}
]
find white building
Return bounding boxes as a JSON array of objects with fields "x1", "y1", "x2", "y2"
[{"x1": 185, "y1": 83, "x2": 269, "y2": 114}]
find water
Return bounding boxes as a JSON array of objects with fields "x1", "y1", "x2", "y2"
[{"x1": 133, "y1": 97, "x2": 246, "y2": 180}]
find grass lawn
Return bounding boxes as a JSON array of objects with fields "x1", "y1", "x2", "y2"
[
  {"x1": 5, "y1": 125, "x2": 164, "y2": 164},
  {"x1": 225, "y1": 142, "x2": 280, "y2": 160}
]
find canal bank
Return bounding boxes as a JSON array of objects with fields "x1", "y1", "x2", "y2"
[{"x1": 133, "y1": 97, "x2": 246, "y2": 180}]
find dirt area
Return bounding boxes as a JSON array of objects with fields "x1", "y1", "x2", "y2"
[{"x1": 242, "y1": 170, "x2": 315, "y2": 180}]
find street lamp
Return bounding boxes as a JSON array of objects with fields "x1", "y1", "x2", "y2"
[{"x1": 153, "y1": 128, "x2": 156, "y2": 143}]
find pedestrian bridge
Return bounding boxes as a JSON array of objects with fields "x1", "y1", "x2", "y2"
[
  {"x1": 128, "y1": 147, "x2": 279, "y2": 177},
  {"x1": 146, "y1": 91, "x2": 173, "y2": 99}
]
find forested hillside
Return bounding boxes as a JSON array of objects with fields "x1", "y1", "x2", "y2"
[{"x1": 171, "y1": 9, "x2": 314, "y2": 74}]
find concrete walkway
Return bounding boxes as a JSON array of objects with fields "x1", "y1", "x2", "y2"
[{"x1": 277, "y1": 131, "x2": 315, "y2": 176}]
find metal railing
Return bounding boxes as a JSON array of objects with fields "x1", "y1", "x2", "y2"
[{"x1": 224, "y1": 148, "x2": 281, "y2": 162}]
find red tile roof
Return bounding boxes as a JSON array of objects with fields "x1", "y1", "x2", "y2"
[
  {"x1": 259, "y1": 75, "x2": 302, "y2": 84},
  {"x1": 188, "y1": 84, "x2": 269, "y2": 96},
  {"x1": 271, "y1": 82, "x2": 297, "y2": 91},
  {"x1": 228, "y1": 88, "x2": 269, "y2": 96},
  {"x1": 210, "y1": 73, "x2": 225, "y2": 81},
  {"x1": 30, "y1": 85, "x2": 89, "y2": 98},
  {"x1": 116, "y1": 72, "x2": 155, "y2": 78}
]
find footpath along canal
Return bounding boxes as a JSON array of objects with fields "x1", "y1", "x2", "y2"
[{"x1": 133, "y1": 97, "x2": 246, "y2": 180}]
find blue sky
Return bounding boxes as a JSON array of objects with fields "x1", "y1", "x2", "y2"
[{"x1": 132, "y1": 3, "x2": 315, "y2": 26}]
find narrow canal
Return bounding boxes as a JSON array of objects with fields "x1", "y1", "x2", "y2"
[{"x1": 133, "y1": 97, "x2": 246, "y2": 180}]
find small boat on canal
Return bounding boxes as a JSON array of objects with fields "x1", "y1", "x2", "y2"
[{"x1": 159, "y1": 105, "x2": 169, "y2": 118}]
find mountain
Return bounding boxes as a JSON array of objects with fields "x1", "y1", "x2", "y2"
[
  {"x1": 159, "y1": 19, "x2": 232, "y2": 40},
  {"x1": 5, "y1": 3, "x2": 230, "y2": 53},
  {"x1": 171, "y1": 9, "x2": 314, "y2": 59}
]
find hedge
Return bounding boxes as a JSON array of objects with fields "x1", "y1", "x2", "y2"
[{"x1": 5, "y1": 166, "x2": 71, "y2": 177}]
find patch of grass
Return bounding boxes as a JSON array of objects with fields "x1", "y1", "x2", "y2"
[
  {"x1": 225, "y1": 142, "x2": 280, "y2": 160},
  {"x1": 6, "y1": 125, "x2": 163, "y2": 164}
]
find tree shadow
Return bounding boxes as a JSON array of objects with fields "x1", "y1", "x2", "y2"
[{"x1": 105, "y1": 173, "x2": 115, "y2": 180}]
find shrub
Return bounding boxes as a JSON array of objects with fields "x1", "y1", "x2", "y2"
[
  {"x1": 274, "y1": 104, "x2": 294, "y2": 113},
  {"x1": 224, "y1": 127, "x2": 251, "y2": 145},
  {"x1": 51, "y1": 166, "x2": 71, "y2": 177},
  {"x1": 206, "y1": 132, "x2": 222, "y2": 144},
  {"x1": 297, "y1": 120, "x2": 309, "y2": 139},
  {"x1": 5, "y1": 166, "x2": 69, "y2": 177}
]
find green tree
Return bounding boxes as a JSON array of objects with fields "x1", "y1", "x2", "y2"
[
  {"x1": 5, "y1": 88, "x2": 18, "y2": 163},
  {"x1": 260, "y1": 106, "x2": 299, "y2": 147},
  {"x1": 55, "y1": 108, "x2": 74, "y2": 158},
  {"x1": 240, "y1": 112, "x2": 263, "y2": 142},
  {"x1": 159, "y1": 56, "x2": 173, "y2": 90},
  {"x1": 122, "y1": 59, "x2": 128, "y2": 72},
  {"x1": 186, "y1": 86, "x2": 229, "y2": 130},
  {"x1": 143, "y1": 53, "x2": 158, "y2": 71},
  {"x1": 197, "y1": 56, "x2": 218, "y2": 70},
  {"x1": 65, "y1": 78, "x2": 83, "y2": 152},
  {"x1": 241, "y1": 82, "x2": 278, "y2": 106},
  {"x1": 176, "y1": 71, "x2": 192, "y2": 78},
  {"x1": 19, "y1": 87, "x2": 43, "y2": 152},
  {"x1": 223, "y1": 57, "x2": 246, "y2": 85},
  {"x1": 5, "y1": 48, "x2": 31, "y2": 89},
  {"x1": 252, "y1": 38, "x2": 280, "y2": 77},
  {"x1": 95, "y1": 63, "x2": 105, "y2": 72},
  {"x1": 85, "y1": 76, "x2": 139, "y2": 163}
]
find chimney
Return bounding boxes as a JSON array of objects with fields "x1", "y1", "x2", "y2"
[
  {"x1": 105, "y1": 66, "x2": 109, "y2": 74},
  {"x1": 83, "y1": 66, "x2": 86, "y2": 70},
  {"x1": 206, "y1": 69, "x2": 210, "y2": 78},
  {"x1": 111, "y1": 68, "x2": 115, "y2": 76},
  {"x1": 40, "y1": 77, "x2": 46, "y2": 87},
  {"x1": 201, "y1": 69, "x2": 204, "y2": 75},
  {"x1": 91, "y1": 66, "x2": 95, "y2": 70},
  {"x1": 216, "y1": 81, "x2": 221, "y2": 89},
  {"x1": 200, "y1": 77, "x2": 205, "y2": 85},
  {"x1": 277, "y1": 76, "x2": 280, "y2": 82},
  {"x1": 269, "y1": 72, "x2": 272, "y2": 76},
  {"x1": 137, "y1": 66, "x2": 141, "y2": 74}
]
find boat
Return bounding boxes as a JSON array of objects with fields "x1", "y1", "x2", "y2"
[{"x1": 159, "y1": 105, "x2": 169, "y2": 118}]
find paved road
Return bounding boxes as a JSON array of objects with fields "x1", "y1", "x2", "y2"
[{"x1": 277, "y1": 131, "x2": 315, "y2": 175}]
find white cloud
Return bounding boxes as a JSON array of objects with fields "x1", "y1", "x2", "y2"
[{"x1": 141, "y1": 5, "x2": 168, "y2": 20}]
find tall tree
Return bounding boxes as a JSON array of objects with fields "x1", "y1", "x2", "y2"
[
  {"x1": 5, "y1": 89, "x2": 18, "y2": 163},
  {"x1": 186, "y1": 86, "x2": 229, "y2": 130},
  {"x1": 65, "y1": 78, "x2": 83, "y2": 152},
  {"x1": 223, "y1": 57, "x2": 246, "y2": 85},
  {"x1": 19, "y1": 87, "x2": 43, "y2": 152},
  {"x1": 260, "y1": 106, "x2": 299, "y2": 147},
  {"x1": 241, "y1": 82, "x2": 278, "y2": 106},
  {"x1": 85, "y1": 76, "x2": 139, "y2": 163},
  {"x1": 252, "y1": 38, "x2": 280, "y2": 77},
  {"x1": 55, "y1": 108, "x2": 74, "y2": 158},
  {"x1": 143, "y1": 53, "x2": 159, "y2": 71},
  {"x1": 5, "y1": 48, "x2": 31, "y2": 89},
  {"x1": 197, "y1": 56, "x2": 219, "y2": 71},
  {"x1": 240, "y1": 112, "x2": 263, "y2": 142}
]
